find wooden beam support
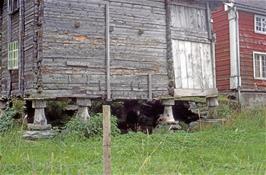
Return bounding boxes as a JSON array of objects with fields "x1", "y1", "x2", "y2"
[
  {"x1": 165, "y1": 0, "x2": 175, "y2": 95},
  {"x1": 148, "y1": 74, "x2": 152, "y2": 100},
  {"x1": 103, "y1": 105, "x2": 111, "y2": 175},
  {"x1": 18, "y1": 0, "x2": 25, "y2": 95},
  {"x1": 105, "y1": 3, "x2": 111, "y2": 101},
  {"x1": 174, "y1": 88, "x2": 218, "y2": 97},
  {"x1": 7, "y1": 0, "x2": 12, "y2": 97},
  {"x1": 206, "y1": 2, "x2": 217, "y2": 89}
]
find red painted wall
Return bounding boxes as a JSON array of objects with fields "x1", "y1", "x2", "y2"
[
  {"x1": 213, "y1": 6, "x2": 231, "y2": 91},
  {"x1": 238, "y1": 11, "x2": 266, "y2": 90}
]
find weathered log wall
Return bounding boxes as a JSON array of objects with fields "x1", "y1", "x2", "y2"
[
  {"x1": 0, "y1": 0, "x2": 218, "y2": 100},
  {"x1": 23, "y1": 0, "x2": 37, "y2": 96},
  {"x1": 0, "y1": 1, "x2": 2, "y2": 95},
  {"x1": 0, "y1": 1, "x2": 8, "y2": 97},
  {"x1": 0, "y1": 0, "x2": 36, "y2": 98},
  {"x1": 39, "y1": 0, "x2": 169, "y2": 99}
]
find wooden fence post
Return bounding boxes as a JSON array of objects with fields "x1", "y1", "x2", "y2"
[{"x1": 103, "y1": 105, "x2": 111, "y2": 175}]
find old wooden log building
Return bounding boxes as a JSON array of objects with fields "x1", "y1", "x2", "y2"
[{"x1": 0, "y1": 0, "x2": 220, "y2": 133}]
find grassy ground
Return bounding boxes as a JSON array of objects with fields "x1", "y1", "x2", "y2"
[{"x1": 0, "y1": 108, "x2": 265, "y2": 175}]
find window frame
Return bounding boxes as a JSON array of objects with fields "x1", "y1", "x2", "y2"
[
  {"x1": 253, "y1": 51, "x2": 266, "y2": 80},
  {"x1": 8, "y1": 41, "x2": 19, "y2": 70},
  {"x1": 254, "y1": 14, "x2": 266, "y2": 35},
  {"x1": 8, "y1": 0, "x2": 19, "y2": 14}
]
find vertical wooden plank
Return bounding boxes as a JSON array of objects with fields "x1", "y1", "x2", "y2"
[
  {"x1": 191, "y1": 8, "x2": 196, "y2": 30},
  {"x1": 19, "y1": 0, "x2": 25, "y2": 95},
  {"x1": 179, "y1": 41, "x2": 188, "y2": 88},
  {"x1": 148, "y1": 74, "x2": 152, "y2": 100},
  {"x1": 177, "y1": 5, "x2": 182, "y2": 28},
  {"x1": 105, "y1": 3, "x2": 111, "y2": 101},
  {"x1": 172, "y1": 40, "x2": 182, "y2": 88},
  {"x1": 165, "y1": 0, "x2": 175, "y2": 92},
  {"x1": 203, "y1": 44, "x2": 208, "y2": 88},
  {"x1": 202, "y1": 44, "x2": 213, "y2": 89},
  {"x1": 203, "y1": 44, "x2": 208, "y2": 89},
  {"x1": 103, "y1": 105, "x2": 111, "y2": 175},
  {"x1": 199, "y1": 43, "x2": 204, "y2": 89},
  {"x1": 196, "y1": 9, "x2": 201, "y2": 31},
  {"x1": 180, "y1": 6, "x2": 185, "y2": 29},
  {"x1": 201, "y1": 9, "x2": 206, "y2": 31},
  {"x1": 7, "y1": 0, "x2": 12, "y2": 97},
  {"x1": 206, "y1": 2, "x2": 216, "y2": 89},
  {"x1": 187, "y1": 41, "x2": 193, "y2": 89},
  {"x1": 206, "y1": 2, "x2": 212, "y2": 40},
  {"x1": 191, "y1": 42, "x2": 200, "y2": 89},
  {"x1": 205, "y1": 44, "x2": 213, "y2": 89}
]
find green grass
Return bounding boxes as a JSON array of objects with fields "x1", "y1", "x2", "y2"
[{"x1": 0, "y1": 108, "x2": 265, "y2": 175}]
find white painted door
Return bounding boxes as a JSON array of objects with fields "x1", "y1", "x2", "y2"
[{"x1": 172, "y1": 40, "x2": 214, "y2": 90}]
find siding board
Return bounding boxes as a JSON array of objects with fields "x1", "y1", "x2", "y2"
[
  {"x1": 238, "y1": 11, "x2": 266, "y2": 90},
  {"x1": 213, "y1": 6, "x2": 231, "y2": 91}
]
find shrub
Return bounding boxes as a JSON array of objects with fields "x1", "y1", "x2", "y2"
[
  {"x1": 216, "y1": 95, "x2": 238, "y2": 118},
  {"x1": 0, "y1": 108, "x2": 17, "y2": 133},
  {"x1": 45, "y1": 100, "x2": 73, "y2": 126},
  {"x1": 226, "y1": 107, "x2": 266, "y2": 131},
  {"x1": 11, "y1": 98, "x2": 25, "y2": 117},
  {"x1": 46, "y1": 101, "x2": 68, "y2": 117},
  {"x1": 64, "y1": 113, "x2": 120, "y2": 138}
]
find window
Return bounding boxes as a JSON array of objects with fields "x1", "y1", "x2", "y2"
[
  {"x1": 8, "y1": 41, "x2": 19, "y2": 70},
  {"x1": 255, "y1": 15, "x2": 266, "y2": 34},
  {"x1": 254, "y1": 52, "x2": 266, "y2": 79},
  {"x1": 8, "y1": 0, "x2": 19, "y2": 14}
]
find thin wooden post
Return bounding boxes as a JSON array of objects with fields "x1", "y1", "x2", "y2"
[
  {"x1": 19, "y1": 0, "x2": 25, "y2": 95},
  {"x1": 148, "y1": 74, "x2": 152, "y2": 100},
  {"x1": 7, "y1": 0, "x2": 12, "y2": 97},
  {"x1": 103, "y1": 105, "x2": 111, "y2": 175},
  {"x1": 105, "y1": 3, "x2": 111, "y2": 101}
]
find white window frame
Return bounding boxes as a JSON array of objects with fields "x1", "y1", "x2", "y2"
[
  {"x1": 254, "y1": 14, "x2": 266, "y2": 35},
  {"x1": 8, "y1": 41, "x2": 19, "y2": 70},
  {"x1": 253, "y1": 51, "x2": 266, "y2": 80}
]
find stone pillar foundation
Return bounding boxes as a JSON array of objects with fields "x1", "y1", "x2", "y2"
[
  {"x1": 207, "y1": 97, "x2": 219, "y2": 119},
  {"x1": 156, "y1": 99, "x2": 181, "y2": 131},
  {"x1": 161, "y1": 99, "x2": 176, "y2": 123},
  {"x1": 76, "y1": 98, "x2": 91, "y2": 121},
  {"x1": 23, "y1": 99, "x2": 56, "y2": 139},
  {"x1": 0, "y1": 100, "x2": 6, "y2": 118}
]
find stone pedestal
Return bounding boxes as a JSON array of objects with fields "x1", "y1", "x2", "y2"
[
  {"x1": 207, "y1": 97, "x2": 219, "y2": 107},
  {"x1": 0, "y1": 100, "x2": 6, "y2": 118},
  {"x1": 207, "y1": 97, "x2": 219, "y2": 119},
  {"x1": 23, "y1": 100, "x2": 55, "y2": 139},
  {"x1": 156, "y1": 99, "x2": 181, "y2": 131},
  {"x1": 76, "y1": 98, "x2": 91, "y2": 121},
  {"x1": 161, "y1": 99, "x2": 176, "y2": 123}
]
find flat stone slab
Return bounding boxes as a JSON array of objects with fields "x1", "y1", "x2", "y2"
[
  {"x1": 27, "y1": 124, "x2": 52, "y2": 131},
  {"x1": 189, "y1": 119, "x2": 227, "y2": 132},
  {"x1": 65, "y1": 104, "x2": 78, "y2": 111},
  {"x1": 23, "y1": 130, "x2": 57, "y2": 140},
  {"x1": 154, "y1": 122, "x2": 182, "y2": 133}
]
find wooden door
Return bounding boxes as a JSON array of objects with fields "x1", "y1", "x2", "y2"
[{"x1": 173, "y1": 40, "x2": 214, "y2": 90}]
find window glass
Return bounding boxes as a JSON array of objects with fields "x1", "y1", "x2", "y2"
[
  {"x1": 255, "y1": 54, "x2": 260, "y2": 78},
  {"x1": 255, "y1": 15, "x2": 266, "y2": 34},
  {"x1": 263, "y1": 55, "x2": 266, "y2": 77},
  {"x1": 8, "y1": 41, "x2": 18, "y2": 70},
  {"x1": 254, "y1": 53, "x2": 266, "y2": 79}
]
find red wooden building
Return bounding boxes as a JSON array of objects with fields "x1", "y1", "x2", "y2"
[{"x1": 213, "y1": 0, "x2": 266, "y2": 106}]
